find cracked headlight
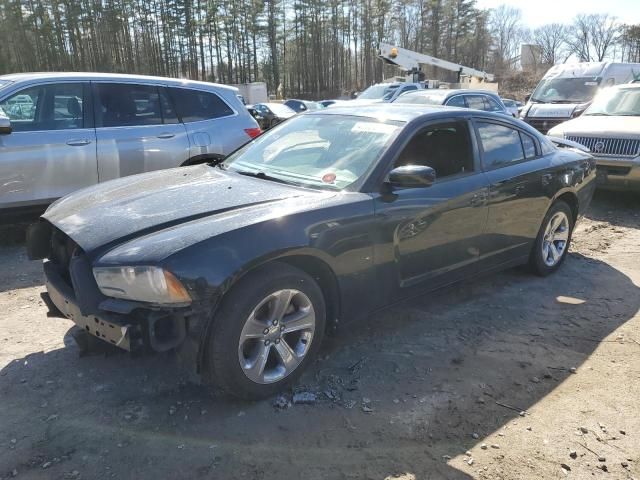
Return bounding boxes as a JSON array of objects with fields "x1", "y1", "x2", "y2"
[{"x1": 93, "y1": 266, "x2": 191, "y2": 305}]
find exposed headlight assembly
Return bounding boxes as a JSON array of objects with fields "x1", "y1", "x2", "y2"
[{"x1": 93, "y1": 266, "x2": 191, "y2": 305}]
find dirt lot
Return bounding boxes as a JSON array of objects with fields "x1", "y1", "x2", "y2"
[{"x1": 1, "y1": 191, "x2": 639, "y2": 480}]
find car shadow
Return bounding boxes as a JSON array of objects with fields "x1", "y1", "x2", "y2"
[
  {"x1": 585, "y1": 190, "x2": 640, "y2": 228},
  {"x1": 1, "y1": 251, "x2": 637, "y2": 479}
]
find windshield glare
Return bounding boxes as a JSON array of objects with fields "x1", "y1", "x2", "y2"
[
  {"x1": 224, "y1": 114, "x2": 401, "y2": 190},
  {"x1": 359, "y1": 84, "x2": 396, "y2": 100},
  {"x1": 263, "y1": 104, "x2": 295, "y2": 116},
  {"x1": 394, "y1": 91, "x2": 446, "y2": 105},
  {"x1": 531, "y1": 77, "x2": 600, "y2": 103},
  {"x1": 585, "y1": 87, "x2": 640, "y2": 116}
]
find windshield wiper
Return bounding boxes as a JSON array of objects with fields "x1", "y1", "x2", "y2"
[
  {"x1": 234, "y1": 170, "x2": 297, "y2": 186},
  {"x1": 585, "y1": 113, "x2": 610, "y2": 116}
]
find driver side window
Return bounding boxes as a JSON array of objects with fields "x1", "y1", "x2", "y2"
[
  {"x1": 0, "y1": 83, "x2": 84, "y2": 132},
  {"x1": 394, "y1": 120, "x2": 474, "y2": 179}
]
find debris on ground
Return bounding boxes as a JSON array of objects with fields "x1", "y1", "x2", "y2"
[{"x1": 292, "y1": 392, "x2": 317, "y2": 405}]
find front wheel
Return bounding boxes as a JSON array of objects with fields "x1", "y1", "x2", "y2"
[
  {"x1": 203, "y1": 262, "x2": 326, "y2": 399},
  {"x1": 529, "y1": 200, "x2": 574, "y2": 276}
]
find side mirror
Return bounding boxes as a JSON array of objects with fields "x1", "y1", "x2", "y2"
[
  {"x1": 388, "y1": 165, "x2": 436, "y2": 189},
  {"x1": 0, "y1": 113, "x2": 11, "y2": 134},
  {"x1": 524, "y1": 93, "x2": 531, "y2": 103}
]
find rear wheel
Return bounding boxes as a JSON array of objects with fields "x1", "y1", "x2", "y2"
[
  {"x1": 529, "y1": 200, "x2": 574, "y2": 276},
  {"x1": 204, "y1": 262, "x2": 326, "y2": 399}
]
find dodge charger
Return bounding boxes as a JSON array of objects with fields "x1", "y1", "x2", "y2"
[{"x1": 27, "y1": 105, "x2": 596, "y2": 399}]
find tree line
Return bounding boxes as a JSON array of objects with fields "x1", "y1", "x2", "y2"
[{"x1": 1, "y1": 0, "x2": 639, "y2": 99}]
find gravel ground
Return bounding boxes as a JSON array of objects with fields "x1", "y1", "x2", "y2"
[{"x1": 1, "y1": 191, "x2": 639, "y2": 480}]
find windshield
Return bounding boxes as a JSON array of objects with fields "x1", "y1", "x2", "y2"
[
  {"x1": 531, "y1": 77, "x2": 600, "y2": 103},
  {"x1": 223, "y1": 114, "x2": 402, "y2": 190},
  {"x1": 264, "y1": 104, "x2": 296, "y2": 116},
  {"x1": 394, "y1": 91, "x2": 447, "y2": 105},
  {"x1": 585, "y1": 87, "x2": 640, "y2": 116},
  {"x1": 358, "y1": 84, "x2": 397, "y2": 100}
]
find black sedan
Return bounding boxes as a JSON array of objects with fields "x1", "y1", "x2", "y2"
[
  {"x1": 284, "y1": 98, "x2": 322, "y2": 113},
  {"x1": 250, "y1": 102, "x2": 296, "y2": 130},
  {"x1": 28, "y1": 105, "x2": 596, "y2": 399}
]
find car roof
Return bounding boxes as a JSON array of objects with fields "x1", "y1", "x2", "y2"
[
  {"x1": 404, "y1": 88, "x2": 500, "y2": 97},
  {"x1": 305, "y1": 103, "x2": 483, "y2": 122},
  {"x1": 307, "y1": 103, "x2": 541, "y2": 135},
  {"x1": 0, "y1": 72, "x2": 238, "y2": 93}
]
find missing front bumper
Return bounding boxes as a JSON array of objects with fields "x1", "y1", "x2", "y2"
[
  {"x1": 44, "y1": 260, "x2": 188, "y2": 353},
  {"x1": 44, "y1": 260, "x2": 135, "y2": 351}
]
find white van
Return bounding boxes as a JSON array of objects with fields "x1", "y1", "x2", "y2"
[{"x1": 520, "y1": 62, "x2": 640, "y2": 133}]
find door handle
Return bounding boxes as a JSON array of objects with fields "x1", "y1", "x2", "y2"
[
  {"x1": 66, "y1": 139, "x2": 92, "y2": 146},
  {"x1": 157, "y1": 133, "x2": 176, "y2": 139}
]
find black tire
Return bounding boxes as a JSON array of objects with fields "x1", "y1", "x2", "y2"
[
  {"x1": 203, "y1": 262, "x2": 326, "y2": 399},
  {"x1": 529, "y1": 200, "x2": 574, "y2": 276}
]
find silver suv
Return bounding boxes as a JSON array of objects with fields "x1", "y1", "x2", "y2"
[{"x1": 0, "y1": 73, "x2": 261, "y2": 216}]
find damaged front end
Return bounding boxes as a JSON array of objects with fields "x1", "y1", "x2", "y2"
[{"x1": 27, "y1": 221, "x2": 198, "y2": 355}]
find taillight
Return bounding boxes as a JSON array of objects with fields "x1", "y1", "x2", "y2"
[{"x1": 244, "y1": 127, "x2": 262, "y2": 139}]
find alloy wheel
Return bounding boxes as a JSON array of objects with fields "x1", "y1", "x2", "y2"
[
  {"x1": 542, "y1": 211, "x2": 570, "y2": 267},
  {"x1": 237, "y1": 289, "x2": 316, "y2": 384}
]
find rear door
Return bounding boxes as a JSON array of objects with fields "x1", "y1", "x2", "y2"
[
  {"x1": 94, "y1": 82, "x2": 189, "y2": 182},
  {"x1": 168, "y1": 87, "x2": 246, "y2": 161},
  {"x1": 0, "y1": 82, "x2": 97, "y2": 209},
  {"x1": 474, "y1": 119, "x2": 553, "y2": 267},
  {"x1": 373, "y1": 118, "x2": 490, "y2": 303}
]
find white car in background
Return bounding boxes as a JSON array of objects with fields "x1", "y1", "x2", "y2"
[{"x1": 548, "y1": 83, "x2": 640, "y2": 191}]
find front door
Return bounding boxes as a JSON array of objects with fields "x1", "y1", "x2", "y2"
[
  {"x1": 373, "y1": 118, "x2": 490, "y2": 304},
  {"x1": 0, "y1": 82, "x2": 97, "y2": 209},
  {"x1": 93, "y1": 83, "x2": 190, "y2": 182}
]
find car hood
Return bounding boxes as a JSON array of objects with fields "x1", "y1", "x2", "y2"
[
  {"x1": 548, "y1": 115, "x2": 640, "y2": 138},
  {"x1": 526, "y1": 103, "x2": 578, "y2": 118},
  {"x1": 43, "y1": 165, "x2": 317, "y2": 253}
]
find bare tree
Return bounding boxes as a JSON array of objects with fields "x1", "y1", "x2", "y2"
[
  {"x1": 620, "y1": 24, "x2": 640, "y2": 63},
  {"x1": 568, "y1": 14, "x2": 619, "y2": 62},
  {"x1": 488, "y1": 4, "x2": 526, "y2": 74},
  {"x1": 590, "y1": 14, "x2": 619, "y2": 61},
  {"x1": 533, "y1": 23, "x2": 567, "y2": 65}
]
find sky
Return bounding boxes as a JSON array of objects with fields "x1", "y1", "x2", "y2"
[{"x1": 475, "y1": 0, "x2": 640, "y2": 27}]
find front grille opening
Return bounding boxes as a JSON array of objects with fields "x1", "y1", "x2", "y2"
[
  {"x1": 525, "y1": 118, "x2": 564, "y2": 134},
  {"x1": 567, "y1": 136, "x2": 640, "y2": 157},
  {"x1": 49, "y1": 226, "x2": 82, "y2": 286}
]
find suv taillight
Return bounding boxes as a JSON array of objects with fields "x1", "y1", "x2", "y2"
[{"x1": 244, "y1": 127, "x2": 262, "y2": 139}]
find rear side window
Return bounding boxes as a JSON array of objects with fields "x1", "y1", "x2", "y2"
[
  {"x1": 477, "y1": 122, "x2": 525, "y2": 167},
  {"x1": 169, "y1": 88, "x2": 234, "y2": 122},
  {"x1": 465, "y1": 95, "x2": 486, "y2": 110},
  {"x1": 484, "y1": 96, "x2": 504, "y2": 112},
  {"x1": 96, "y1": 83, "x2": 162, "y2": 127}
]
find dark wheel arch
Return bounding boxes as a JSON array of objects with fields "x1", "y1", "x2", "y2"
[
  {"x1": 195, "y1": 253, "x2": 341, "y2": 376},
  {"x1": 202, "y1": 261, "x2": 327, "y2": 398},
  {"x1": 555, "y1": 191, "x2": 579, "y2": 224}
]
